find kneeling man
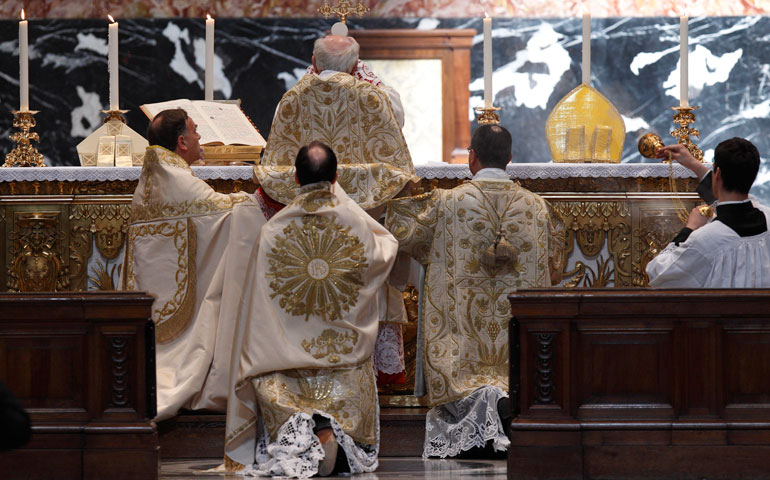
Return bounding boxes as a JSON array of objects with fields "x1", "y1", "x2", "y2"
[
  {"x1": 386, "y1": 125, "x2": 565, "y2": 458},
  {"x1": 122, "y1": 108, "x2": 267, "y2": 420},
  {"x1": 224, "y1": 142, "x2": 398, "y2": 477}
]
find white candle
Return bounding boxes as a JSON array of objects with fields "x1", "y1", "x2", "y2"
[
  {"x1": 582, "y1": 13, "x2": 591, "y2": 85},
  {"x1": 483, "y1": 15, "x2": 492, "y2": 108},
  {"x1": 19, "y1": 9, "x2": 29, "y2": 111},
  {"x1": 680, "y1": 15, "x2": 689, "y2": 107},
  {"x1": 205, "y1": 14, "x2": 214, "y2": 101},
  {"x1": 108, "y1": 15, "x2": 119, "y2": 110}
]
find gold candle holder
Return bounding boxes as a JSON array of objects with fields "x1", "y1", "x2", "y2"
[
  {"x1": 3, "y1": 110, "x2": 45, "y2": 167},
  {"x1": 474, "y1": 106, "x2": 501, "y2": 125},
  {"x1": 670, "y1": 106, "x2": 703, "y2": 162},
  {"x1": 102, "y1": 109, "x2": 129, "y2": 124}
]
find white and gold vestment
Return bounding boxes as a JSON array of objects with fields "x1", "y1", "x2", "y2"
[
  {"x1": 121, "y1": 146, "x2": 267, "y2": 421},
  {"x1": 224, "y1": 182, "x2": 398, "y2": 476},
  {"x1": 385, "y1": 168, "x2": 566, "y2": 457},
  {"x1": 254, "y1": 72, "x2": 416, "y2": 211}
]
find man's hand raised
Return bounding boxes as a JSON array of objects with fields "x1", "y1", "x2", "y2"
[{"x1": 656, "y1": 144, "x2": 709, "y2": 179}]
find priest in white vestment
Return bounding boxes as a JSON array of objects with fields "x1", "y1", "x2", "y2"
[
  {"x1": 224, "y1": 142, "x2": 398, "y2": 477},
  {"x1": 647, "y1": 137, "x2": 770, "y2": 287},
  {"x1": 385, "y1": 125, "x2": 566, "y2": 458},
  {"x1": 121, "y1": 109, "x2": 268, "y2": 421}
]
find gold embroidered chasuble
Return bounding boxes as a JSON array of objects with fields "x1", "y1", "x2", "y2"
[
  {"x1": 254, "y1": 72, "x2": 417, "y2": 210},
  {"x1": 224, "y1": 182, "x2": 398, "y2": 469},
  {"x1": 385, "y1": 174, "x2": 566, "y2": 407},
  {"x1": 121, "y1": 146, "x2": 266, "y2": 421}
]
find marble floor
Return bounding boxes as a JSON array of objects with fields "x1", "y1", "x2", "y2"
[{"x1": 161, "y1": 457, "x2": 506, "y2": 479}]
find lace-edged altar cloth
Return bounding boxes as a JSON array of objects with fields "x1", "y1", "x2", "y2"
[{"x1": 0, "y1": 163, "x2": 698, "y2": 183}]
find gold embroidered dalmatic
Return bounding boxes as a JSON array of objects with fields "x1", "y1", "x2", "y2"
[
  {"x1": 224, "y1": 182, "x2": 398, "y2": 469},
  {"x1": 121, "y1": 146, "x2": 267, "y2": 421},
  {"x1": 386, "y1": 178, "x2": 566, "y2": 406}
]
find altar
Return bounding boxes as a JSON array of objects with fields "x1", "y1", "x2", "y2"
[{"x1": 0, "y1": 162, "x2": 701, "y2": 295}]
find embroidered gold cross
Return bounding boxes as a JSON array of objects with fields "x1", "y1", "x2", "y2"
[{"x1": 317, "y1": 0, "x2": 369, "y2": 24}]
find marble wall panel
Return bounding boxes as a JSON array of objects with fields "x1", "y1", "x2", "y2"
[{"x1": 1, "y1": 16, "x2": 770, "y2": 203}]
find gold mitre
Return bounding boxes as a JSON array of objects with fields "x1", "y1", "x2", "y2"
[
  {"x1": 255, "y1": 72, "x2": 417, "y2": 210},
  {"x1": 545, "y1": 84, "x2": 625, "y2": 163}
]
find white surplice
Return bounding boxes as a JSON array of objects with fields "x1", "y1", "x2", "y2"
[{"x1": 647, "y1": 201, "x2": 770, "y2": 288}]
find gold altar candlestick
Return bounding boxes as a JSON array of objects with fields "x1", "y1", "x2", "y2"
[
  {"x1": 474, "y1": 106, "x2": 501, "y2": 125},
  {"x1": 102, "y1": 109, "x2": 129, "y2": 124},
  {"x1": 670, "y1": 105, "x2": 703, "y2": 162},
  {"x1": 318, "y1": 0, "x2": 369, "y2": 23},
  {"x1": 4, "y1": 110, "x2": 45, "y2": 167}
]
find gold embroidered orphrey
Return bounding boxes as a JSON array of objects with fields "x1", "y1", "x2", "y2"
[
  {"x1": 301, "y1": 328, "x2": 360, "y2": 364},
  {"x1": 266, "y1": 214, "x2": 368, "y2": 322},
  {"x1": 124, "y1": 218, "x2": 197, "y2": 344}
]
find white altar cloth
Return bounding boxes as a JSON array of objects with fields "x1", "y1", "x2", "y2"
[{"x1": 0, "y1": 163, "x2": 699, "y2": 183}]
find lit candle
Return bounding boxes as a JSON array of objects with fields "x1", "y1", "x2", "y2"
[
  {"x1": 108, "y1": 15, "x2": 119, "y2": 110},
  {"x1": 19, "y1": 9, "x2": 29, "y2": 111},
  {"x1": 582, "y1": 12, "x2": 591, "y2": 85},
  {"x1": 680, "y1": 15, "x2": 689, "y2": 107},
  {"x1": 205, "y1": 14, "x2": 214, "y2": 101},
  {"x1": 483, "y1": 14, "x2": 492, "y2": 108}
]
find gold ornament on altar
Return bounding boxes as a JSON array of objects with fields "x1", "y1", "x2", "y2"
[
  {"x1": 3, "y1": 110, "x2": 45, "y2": 167},
  {"x1": 318, "y1": 0, "x2": 369, "y2": 24},
  {"x1": 546, "y1": 84, "x2": 625, "y2": 163},
  {"x1": 474, "y1": 106, "x2": 501, "y2": 125},
  {"x1": 76, "y1": 109, "x2": 148, "y2": 167},
  {"x1": 671, "y1": 106, "x2": 703, "y2": 162}
]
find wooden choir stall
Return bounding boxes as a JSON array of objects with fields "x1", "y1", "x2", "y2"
[{"x1": 509, "y1": 289, "x2": 770, "y2": 480}]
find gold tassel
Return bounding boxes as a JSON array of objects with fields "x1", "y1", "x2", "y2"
[{"x1": 481, "y1": 231, "x2": 518, "y2": 272}]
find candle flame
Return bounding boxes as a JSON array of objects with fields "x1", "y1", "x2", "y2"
[
  {"x1": 207, "y1": 13, "x2": 212, "y2": 20},
  {"x1": 484, "y1": 11, "x2": 489, "y2": 18},
  {"x1": 21, "y1": 9, "x2": 25, "y2": 20},
  {"x1": 108, "y1": 14, "x2": 115, "y2": 23}
]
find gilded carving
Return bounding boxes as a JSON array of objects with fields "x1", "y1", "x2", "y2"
[
  {"x1": 632, "y1": 208, "x2": 687, "y2": 287},
  {"x1": 90, "y1": 259, "x2": 119, "y2": 291},
  {"x1": 266, "y1": 215, "x2": 368, "y2": 322},
  {"x1": 553, "y1": 201, "x2": 632, "y2": 287},
  {"x1": 7, "y1": 212, "x2": 70, "y2": 292},
  {"x1": 562, "y1": 255, "x2": 614, "y2": 288},
  {"x1": 301, "y1": 328, "x2": 359, "y2": 364},
  {"x1": 69, "y1": 203, "x2": 132, "y2": 290}
]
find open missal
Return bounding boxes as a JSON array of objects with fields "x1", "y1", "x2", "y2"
[{"x1": 140, "y1": 99, "x2": 266, "y2": 163}]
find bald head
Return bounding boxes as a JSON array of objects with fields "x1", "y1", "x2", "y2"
[
  {"x1": 313, "y1": 35, "x2": 359, "y2": 74},
  {"x1": 295, "y1": 141, "x2": 338, "y2": 186}
]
